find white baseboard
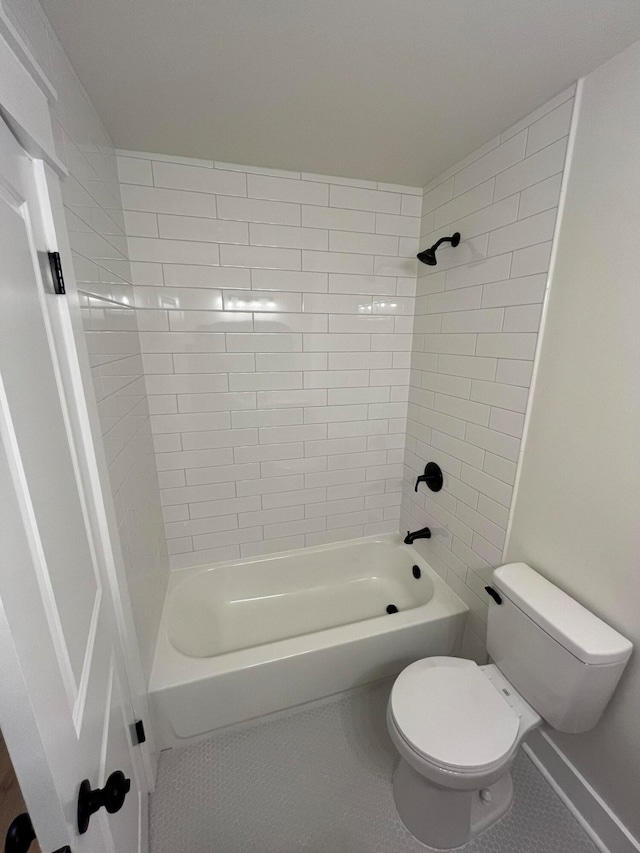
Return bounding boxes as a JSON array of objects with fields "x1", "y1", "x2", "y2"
[{"x1": 523, "y1": 730, "x2": 640, "y2": 853}]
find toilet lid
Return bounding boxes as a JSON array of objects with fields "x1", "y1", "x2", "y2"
[{"x1": 390, "y1": 657, "x2": 520, "y2": 773}]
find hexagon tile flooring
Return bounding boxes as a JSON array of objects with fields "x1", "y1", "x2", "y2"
[{"x1": 150, "y1": 680, "x2": 599, "y2": 853}]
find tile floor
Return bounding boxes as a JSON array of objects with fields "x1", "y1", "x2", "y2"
[{"x1": 150, "y1": 680, "x2": 599, "y2": 853}]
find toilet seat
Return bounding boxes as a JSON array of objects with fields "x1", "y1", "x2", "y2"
[{"x1": 389, "y1": 657, "x2": 520, "y2": 775}]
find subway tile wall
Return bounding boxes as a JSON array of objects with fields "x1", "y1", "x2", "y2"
[
  {"x1": 2, "y1": 0, "x2": 170, "y2": 679},
  {"x1": 118, "y1": 152, "x2": 422, "y2": 567},
  {"x1": 400, "y1": 87, "x2": 575, "y2": 662}
]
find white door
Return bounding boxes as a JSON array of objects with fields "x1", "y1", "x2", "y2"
[{"x1": 0, "y1": 117, "x2": 148, "y2": 853}]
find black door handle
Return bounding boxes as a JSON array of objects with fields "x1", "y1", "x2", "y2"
[
  {"x1": 5, "y1": 811, "x2": 71, "y2": 853},
  {"x1": 77, "y1": 770, "x2": 131, "y2": 834},
  {"x1": 5, "y1": 813, "x2": 35, "y2": 853}
]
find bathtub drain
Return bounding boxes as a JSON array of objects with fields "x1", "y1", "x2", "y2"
[{"x1": 386, "y1": 604, "x2": 399, "y2": 614}]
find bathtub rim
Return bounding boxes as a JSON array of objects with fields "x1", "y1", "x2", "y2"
[{"x1": 149, "y1": 532, "x2": 469, "y2": 694}]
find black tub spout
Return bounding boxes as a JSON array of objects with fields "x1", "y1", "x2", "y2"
[{"x1": 404, "y1": 527, "x2": 431, "y2": 545}]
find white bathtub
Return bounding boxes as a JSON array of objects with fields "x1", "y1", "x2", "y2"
[{"x1": 149, "y1": 533, "x2": 468, "y2": 749}]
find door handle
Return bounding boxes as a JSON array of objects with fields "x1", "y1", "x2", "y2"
[
  {"x1": 5, "y1": 812, "x2": 71, "y2": 853},
  {"x1": 77, "y1": 770, "x2": 131, "y2": 834},
  {"x1": 5, "y1": 813, "x2": 35, "y2": 853}
]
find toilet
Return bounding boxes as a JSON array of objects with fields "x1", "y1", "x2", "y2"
[{"x1": 387, "y1": 562, "x2": 632, "y2": 850}]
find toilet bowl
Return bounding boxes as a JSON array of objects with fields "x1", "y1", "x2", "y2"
[
  {"x1": 387, "y1": 657, "x2": 541, "y2": 849},
  {"x1": 386, "y1": 563, "x2": 632, "y2": 850}
]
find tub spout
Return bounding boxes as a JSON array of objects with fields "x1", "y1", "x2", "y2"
[{"x1": 404, "y1": 527, "x2": 431, "y2": 545}]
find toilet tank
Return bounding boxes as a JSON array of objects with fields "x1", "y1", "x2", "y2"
[{"x1": 487, "y1": 563, "x2": 632, "y2": 733}]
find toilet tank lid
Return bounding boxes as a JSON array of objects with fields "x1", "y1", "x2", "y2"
[{"x1": 493, "y1": 563, "x2": 632, "y2": 666}]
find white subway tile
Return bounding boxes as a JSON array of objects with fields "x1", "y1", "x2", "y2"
[
  {"x1": 375, "y1": 213, "x2": 420, "y2": 238},
  {"x1": 163, "y1": 264, "x2": 251, "y2": 289},
  {"x1": 186, "y1": 462, "x2": 259, "y2": 486},
  {"x1": 117, "y1": 155, "x2": 153, "y2": 185},
  {"x1": 220, "y1": 244, "x2": 301, "y2": 270},
  {"x1": 217, "y1": 195, "x2": 301, "y2": 225},
  {"x1": 122, "y1": 184, "x2": 217, "y2": 218},
  {"x1": 153, "y1": 161, "x2": 246, "y2": 196},
  {"x1": 224, "y1": 290, "x2": 301, "y2": 313},
  {"x1": 476, "y1": 333, "x2": 537, "y2": 360},
  {"x1": 445, "y1": 254, "x2": 512, "y2": 291},
  {"x1": 454, "y1": 132, "x2": 527, "y2": 195},
  {"x1": 251, "y1": 269, "x2": 328, "y2": 292},
  {"x1": 442, "y1": 308, "x2": 504, "y2": 334},
  {"x1": 257, "y1": 389, "x2": 327, "y2": 408},
  {"x1": 329, "y1": 231, "x2": 399, "y2": 256},
  {"x1": 158, "y1": 214, "x2": 248, "y2": 244},
  {"x1": 503, "y1": 304, "x2": 543, "y2": 333},
  {"x1": 177, "y1": 391, "x2": 255, "y2": 412},
  {"x1": 421, "y1": 178, "x2": 454, "y2": 216},
  {"x1": 249, "y1": 223, "x2": 328, "y2": 250},
  {"x1": 401, "y1": 195, "x2": 422, "y2": 217},
  {"x1": 461, "y1": 464, "x2": 513, "y2": 507},
  {"x1": 302, "y1": 250, "x2": 373, "y2": 275},
  {"x1": 256, "y1": 352, "x2": 327, "y2": 371},
  {"x1": 303, "y1": 334, "x2": 370, "y2": 352},
  {"x1": 483, "y1": 453, "x2": 517, "y2": 485},
  {"x1": 487, "y1": 208, "x2": 557, "y2": 256},
  {"x1": 329, "y1": 315, "x2": 394, "y2": 334},
  {"x1": 465, "y1": 423, "x2": 519, "y2": 461},
  {"x1": 259, "y1": 423, "x2": 327, "y2": 444},
  {"x1": 330, "y1": 184, "x2": 401, "y2": 214},
  {"x1": 229, "y1": 372, "x2": 302, "y2": 392},
  {"x1": 129, "y1": 236, "x2": 220, "y2": 265},
  {"x1": 470, "y1": 380, "x2": 529, "y2": 412},
  {"x1": 489, "y1": 407, "x2": 524, "y2": 438},
  {"x1": 481, "y1": 274, "x2": 547, "y2": 307},
  {"x1": 124, "y1": 210, "x2": 158, "y2": 237},
  {"x1": 151, "y1": 411, "x2": 231, "y2": 433},
  {"x1": 173, "y1": 353, "x2": 255, "y2": 372},
  {"x1": 433, "y1": 180, "x2": 494, "y2": 229},
  {"x1": 495, "y1": 359, "x2": 534, "y2": 387},
  {"x1": 182, "y1": 428, "x2": 257, "y2": 450},
  {"x1": 302, "y1": 205, "x2": 375, "y2": 233},
  {"x1": 232, "y1": 408, "x2": 302, "y2": 428},
  {"x1": 248, "y1": 174, "x2": 328, "y2": 205},
  {"x1": 168, "y1": 310, "x2": 253, "y2": 332},
  {"x1": 517, "y1": 174, "x2": 562, "y2": 220},
  {"x1": 304, "y1": 404, "x2": 368, "y2": 424},
  {"x1": 140, "y1": 331, "x2": 226, "y2": 352},
  {"x1": 303, "y1": 292, "x2": 372, "y2": 314},
  {"x1": 328, "y1": 274, "x2": 396, "y2": 295},
  {"x1": 526, "y1": 99, "x2": 573, "y2": 155},
  {"x1": 494, "y1": 138, "x2": 567, "y2": 201},
  {"x1": 227, "y1": 333, "x2": 301, "y2": 352}
]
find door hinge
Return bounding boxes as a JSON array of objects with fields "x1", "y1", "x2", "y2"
[
  {"x1": 133, "y1": 719, "x2": 146, "y2": 745},
  {"x1": 47, "y1": 252, "x2": 66, "y2": 295}
]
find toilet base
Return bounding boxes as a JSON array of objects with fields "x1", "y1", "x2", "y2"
[{"x1": 392, "y1": 758, "x2": 514, "y2": 850}]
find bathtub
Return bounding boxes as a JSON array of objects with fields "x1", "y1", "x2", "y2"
[{"x1": 149, "y1": 533, "x2": 468, "y2": 749}]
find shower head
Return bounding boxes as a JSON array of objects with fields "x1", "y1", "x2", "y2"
[{"x1": 417, "y1": 232, "x2": 461, "y2": 266}]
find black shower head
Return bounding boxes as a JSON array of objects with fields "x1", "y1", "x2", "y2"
[{"x1": 417, "y1": 232, "x2": 460, "y2": 266}]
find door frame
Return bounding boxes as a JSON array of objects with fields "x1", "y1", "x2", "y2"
[{"x1": 0, "y1": 7, "x2": 157, "y2": 789}]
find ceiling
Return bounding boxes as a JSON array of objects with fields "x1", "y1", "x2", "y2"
[{"x1": 41, "y1": 0, "x2": 640, "y2": 186}]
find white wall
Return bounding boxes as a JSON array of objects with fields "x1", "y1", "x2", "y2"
[
  {"x1": 118, "y1": 151, "x2": 421, "y2": 567},
  {"x1": 400, "y1": 88, "x2": 575, "y2": 660},
  {"x1": 2, "y1": 0, "x2": 170, "y2": 680},
  {"x1": 505, "y1": 40, "x2": 640, "y2": 841}
]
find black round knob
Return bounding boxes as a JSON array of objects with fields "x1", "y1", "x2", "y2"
[
  {"x1": 424, "y1": 462, "x2": 443, "y2": 492},
  {"x1": 77, "y1": 770, "x2": 131, "y2": 834}
]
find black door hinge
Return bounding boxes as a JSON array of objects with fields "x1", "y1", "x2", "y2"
[
  {"x1": 132, "y1": 719, "x2": 146, "y2": 745},
  {"x1": 47, "y1": 252, "x2": 66, "y2": 295}
]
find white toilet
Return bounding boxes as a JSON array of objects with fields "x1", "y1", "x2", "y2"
[{"x1": 387, "y1": 562, "x2": 632, "y2": 850}]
